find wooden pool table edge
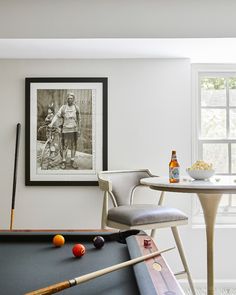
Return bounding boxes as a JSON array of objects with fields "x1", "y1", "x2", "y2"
[{"x1": 135, "y1": 234, "x2": 185, "y2": 295}]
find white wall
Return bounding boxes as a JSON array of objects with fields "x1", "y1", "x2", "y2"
[
  {"x1": 1, "y1": 0, "x2": 236, "y2": 38},
  {"x1": 0, "y1": 58, "x2": 191, "y2": 229},
  {"x1": 0, "y1": 58, "x2": 235, "y2": 285}
]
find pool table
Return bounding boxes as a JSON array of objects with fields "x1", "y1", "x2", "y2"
[{"x1": 0, "y1": 230, "x2": 184, "y2": 295}]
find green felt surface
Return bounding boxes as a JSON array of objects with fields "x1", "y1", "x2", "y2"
[{"x1": 0, "y1": 232, "x2": 144, "y2": 295}]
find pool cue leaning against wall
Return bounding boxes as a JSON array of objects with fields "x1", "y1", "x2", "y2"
[{"x1": 10, "y1": 123, "x2": 21, "y2": 230}]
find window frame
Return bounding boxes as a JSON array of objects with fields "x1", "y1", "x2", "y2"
[{"x1": 191, "y1": 64, "x2": 236, "y2": 227}]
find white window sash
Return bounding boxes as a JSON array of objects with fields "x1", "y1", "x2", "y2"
[{"x1": 191, "y1": 64, "x2": 236, "y2": 226}]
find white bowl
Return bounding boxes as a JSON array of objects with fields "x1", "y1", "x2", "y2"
[{"x1": 186, "y1": 169, "x2": 215, "y2": 180}]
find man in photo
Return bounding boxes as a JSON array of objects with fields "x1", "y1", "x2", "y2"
[{"x1": 49, "y1": 92, "x2": 81, "y2": 169}]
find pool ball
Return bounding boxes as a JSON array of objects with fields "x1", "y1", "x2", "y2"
[
  {"x1": 72, "y1": 244, "x2": 86, "y2": 257},
  {"x1": 93, "y1": 236, "x2": 105, "y2": 249},
  {"x1": 52, "y1": 234, "x2": 65, "y2": 247}
]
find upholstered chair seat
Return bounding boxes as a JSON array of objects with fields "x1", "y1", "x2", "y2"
[{"x1": 108, "y1": 204, "x2": 188, "y2": 226}]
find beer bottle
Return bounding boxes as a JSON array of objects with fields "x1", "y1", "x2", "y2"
[{"x1": 169, "y1": 150, "x2": 180, "y2": 183}]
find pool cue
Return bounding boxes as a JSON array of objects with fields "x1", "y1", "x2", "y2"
[
  {"x1": 25, "y1": 246, "x2": 175, "y2": 295},
  {"x1": 10, "y1": 123, "x2": 21, "y2": 230}
]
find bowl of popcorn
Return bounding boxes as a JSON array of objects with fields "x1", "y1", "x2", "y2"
[{"x1": 186, "y1": 160, "x2": 215, "y2": 180}]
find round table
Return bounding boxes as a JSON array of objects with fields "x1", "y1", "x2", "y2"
[{"x1": 140, "y1": 175, "x2": 236, "y2": 295}]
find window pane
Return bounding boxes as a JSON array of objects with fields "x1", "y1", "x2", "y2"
[
  {"x1": 203, "y1": 143, "x2": 228, "y2": 173},
  {"x1": 229, "y1": 78, "x2": 236, "y2": 106},
  {"x1": 218, "y1": 194, "x2": 236, "y2": 209},
  {"x1": 200, "y1": 77, "x2": 226, "y2": 106},
  {"x1": 232, "y1": 144, "x2": 236, "y2": 173},
  {"x1": 232, "y1": 195, "x2": 236, "y2": 206},
  {"x1": 229, "y1": 109, "x2": 236, "y2": 138},
  {"x1": 220, "y1": 195, "x2": 231, "y2": 207},
  {"x1": 201, "y1": 109, "x2": 226, "y2": 138}
]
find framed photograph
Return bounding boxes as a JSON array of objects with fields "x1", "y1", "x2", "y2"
[{"x1": 25, "y1": 77, "x2": 108, "y2": 186}]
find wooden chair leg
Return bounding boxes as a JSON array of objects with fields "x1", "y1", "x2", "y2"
[
  {"x1": 101, "y1": 192, "x2": 109, "y2": 229},
  {"x1": 171, "y1": 227, "x2": 196, "y2": 295}
]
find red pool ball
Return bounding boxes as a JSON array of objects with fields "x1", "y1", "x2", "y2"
[
  {"x1": 72, "y1": 244, "x2": 86, "y2": 257},
  {"x1": 93, "y1": 236, "x2": 105, "y2": 249}
]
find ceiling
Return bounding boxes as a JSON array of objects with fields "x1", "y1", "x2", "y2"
[{"x1": 1, "y1": 38, "x2": 236, "y2": 63}]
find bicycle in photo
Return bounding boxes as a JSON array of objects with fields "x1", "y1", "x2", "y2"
[{"x1": 38, "y1": 125, "x2": 62, "y2": 170}]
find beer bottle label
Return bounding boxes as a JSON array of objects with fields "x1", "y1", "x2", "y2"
[{"x1": 169, "y1": 167, "x2": 180, "y2": 180}]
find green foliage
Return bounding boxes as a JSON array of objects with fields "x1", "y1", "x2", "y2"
[
  {"x1": 229, "y1": 78, "x2": 236, "y2": 89},
  {"x1": 201, "y1": 77, "x2": 236, "y2": 90},
  {"x1": 200, "y1": 77, "x2": 225, "y2": 90}
]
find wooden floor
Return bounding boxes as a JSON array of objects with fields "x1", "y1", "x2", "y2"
[{"x1": 183, "y1": 288, "x2": 236, "y2": 295}]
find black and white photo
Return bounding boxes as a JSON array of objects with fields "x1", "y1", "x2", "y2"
[{"x1": 25, "y1": 77, "x2": 107, "y2": 185}]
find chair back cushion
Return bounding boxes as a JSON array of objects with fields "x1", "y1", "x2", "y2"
[{"x1": 106, "y1": 170, "x2": 151, "y2": 206}]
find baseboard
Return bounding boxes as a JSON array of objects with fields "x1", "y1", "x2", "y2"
[{"x1": 180, "y1": 279, "x2": 236, "y2": 289}]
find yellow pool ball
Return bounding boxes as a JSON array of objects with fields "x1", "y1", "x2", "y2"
[{"x1": 53, "y1": 234, "x2": 65, "y2": 247}]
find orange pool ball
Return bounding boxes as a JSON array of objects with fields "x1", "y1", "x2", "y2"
[{"x1": 53, "y1": 234, "x2": 65, "y2": 247}]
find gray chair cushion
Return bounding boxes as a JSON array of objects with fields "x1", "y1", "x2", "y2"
[{"x1": 108, "y1": 204, "x2": 188, "y2": 226}]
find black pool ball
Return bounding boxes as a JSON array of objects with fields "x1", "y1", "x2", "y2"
[{"x1": 93, "y1": 236, "x2": 105, "y2": 249}]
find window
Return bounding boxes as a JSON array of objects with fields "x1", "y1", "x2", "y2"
[{"x1": 192, "y1": 65, "x2": 236, "y2": 226}]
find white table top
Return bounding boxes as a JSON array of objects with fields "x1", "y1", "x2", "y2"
[{"x1": 140, "y1": 175, "x2": 236, "y2": 194}]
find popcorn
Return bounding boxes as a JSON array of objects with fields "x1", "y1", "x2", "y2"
[{"x1": 188, "y1": 160, "x2": 213, "y2": 171}]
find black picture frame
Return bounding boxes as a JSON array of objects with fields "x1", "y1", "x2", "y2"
[{"x1": 25, "y1": 77, "x2": 108, "y2": 186}]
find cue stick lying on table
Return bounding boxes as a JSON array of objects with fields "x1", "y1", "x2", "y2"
[
  {"x1": 10, "y1": 123, "x2": 21, "y2": 230},
  {"x1": 25, "y1": 246, "x2": 175, "y2": 295}
]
